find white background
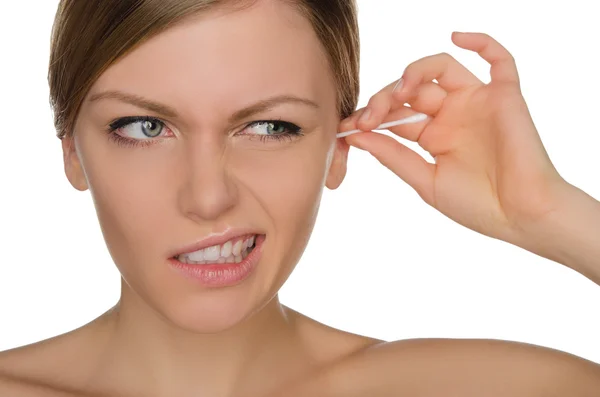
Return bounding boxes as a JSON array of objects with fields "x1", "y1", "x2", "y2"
[{"x1": 1, "y1": 1, "x2": 599, "y2": 363}]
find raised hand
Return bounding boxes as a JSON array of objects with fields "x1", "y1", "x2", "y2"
[{"x1": 340, "y1": 32, "x2": 569, "y2": 245}]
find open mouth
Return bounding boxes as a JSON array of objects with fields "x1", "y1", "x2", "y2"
[{"x1": 174, "y1": 234, "x2": 259, "y2": 265}]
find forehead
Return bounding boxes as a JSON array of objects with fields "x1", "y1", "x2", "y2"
[{"x1": 87, "y1": 0, "x2": 334, "y2": 121}]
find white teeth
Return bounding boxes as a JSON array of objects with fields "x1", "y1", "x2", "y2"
[
  {"x1": 179, "y1": 246, "x2": 252, "y2": 265},
  {"x1": 203, "y1": 245, "x2": 221, "y2": 261},
  {"x1": 221, "y1": 241, "x2": 232, "y2": 258},
  {"x1": 187, "y1": 249, "x2": 204, "y2": 262},
  {"x1": 232, "y1": 240, "x2": 242, "y2": 256},
  {"x1": 178, "y1": 234, "x2": 258, "y2": 264}
]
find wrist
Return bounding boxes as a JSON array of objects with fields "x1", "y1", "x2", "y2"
[{"x1": 515, "y1": 182, "x2": 600, "y2": 284}]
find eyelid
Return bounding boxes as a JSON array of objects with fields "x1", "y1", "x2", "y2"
[
  {"x1": 108, "y1": 116, "x2": 175, "y2": 139},
  {"x1": 242, "y1": 119, "x2": 302, "y2": 133},
  {"x1": 108, "y1": 116, "x2": 301, "y2": 139}
]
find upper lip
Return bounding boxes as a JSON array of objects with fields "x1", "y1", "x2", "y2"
[{"x1": 171, "y1": 227, "x2": 263, "y2": 258}]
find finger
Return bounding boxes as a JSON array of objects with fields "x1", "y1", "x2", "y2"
[
  {"x1": 342, "y1": 105, "x2": 431, "y2": 142},
  {"x1": 349, "y1": 131, "x2": 436, "y2": 205},
  {"x1": 341, "y1": 105, "x2": 430, "y2": 142},
  {"x1": 451, "y1": 31, "x2": 520, "y2": 85},
  {"x1": 378, "y1": 106, "x2": 431, "y2": 142},
  {"x1": 403, "y1": 82, "x2": 447, "y2": 117},
  {"x1": 344, "y1": 82, "x2": 443, "y2": 139},
  {"x1": 356, "y1": 80, "x2": 398, "y2": 132},
  {"x1": 394, "y1": 51, "x2": 482, "y2": 102},
  {"x1": 339, "y1": 106, "x2": 368, "y2": 133},
  {"x1": 356, "y1": 78, "x2": 447, "y2": 132}
]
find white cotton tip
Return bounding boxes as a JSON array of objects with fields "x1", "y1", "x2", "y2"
[{"x1": 336, "y1": 112, "x2": 429, "y2": 139}]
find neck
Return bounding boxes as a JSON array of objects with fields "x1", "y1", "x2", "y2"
[{"x1": 93, "y1": 282, "x2": 311, "y2": 397}]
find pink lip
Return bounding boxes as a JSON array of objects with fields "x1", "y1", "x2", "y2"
[
  {"x1": 170, "y1": 227, "x2": 264, "y2": 258},
  {"x1": 167, "y1": 234, "x2": 265, "y2": 287}
]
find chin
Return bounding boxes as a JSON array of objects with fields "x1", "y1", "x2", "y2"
[
  {"x1": 117, "y1": 233, "x2": 283, "y2": 333},
  {"x1": 152, "y1": 277, "x2": 275, "y2": 334}
]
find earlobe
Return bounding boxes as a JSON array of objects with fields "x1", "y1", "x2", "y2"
[
  {"x1": 325, "y1": 137, "x2": 350, "y2": 190},
  {"x1": 61, "y1": 136, "x2": 88, "y2": 192}
]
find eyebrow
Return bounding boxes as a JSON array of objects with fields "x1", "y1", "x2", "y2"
[{"x1": 87, "y1": 90, "x2": 320, "y2": 124}]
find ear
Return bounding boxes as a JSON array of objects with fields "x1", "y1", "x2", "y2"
[
  {"x1": 61, "y1": 136, "x2": 88, "y2": 191},
  {"x1": 325, "y1": 137, "x2": 350, "y2": 190}
]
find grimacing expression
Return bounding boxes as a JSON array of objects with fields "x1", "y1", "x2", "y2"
[{"x1": 62, "y1": 0, "x2": 350, "y2": 332}]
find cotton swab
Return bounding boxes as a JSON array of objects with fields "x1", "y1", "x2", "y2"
[{"x1": 336, "y1": 112, "x2": 429, "y2": 139}]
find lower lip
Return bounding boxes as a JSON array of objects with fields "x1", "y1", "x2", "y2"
[{"x1": 167, "y1": 234, "x2": 265, "y2": 288}]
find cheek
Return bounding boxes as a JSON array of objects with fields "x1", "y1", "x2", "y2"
[
  {"x1": 233, "y1": 137, "x2": 330, "y2": 216},
  {"x1": 230, "y1": 137, "x2": 332, "y2": 266},
  {"x1": 78, "y1": 141, "x2": 173, "y2": 274}
]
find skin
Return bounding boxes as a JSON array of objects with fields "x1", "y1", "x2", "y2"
[{"x1": 1, "y1": 1, "x2": 600, "y2": 396}]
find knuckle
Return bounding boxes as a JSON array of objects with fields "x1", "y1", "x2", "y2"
[
  {"x1": 403, "y1": 58, "x2": 420, "y2": 73},
  {"x1": 507, "y1": 51, "x2": 516, "y2": 63},
  {"x1": 368, "y1": 94, "x2": 386, "y2": 110},
  {"x1": 439, "y1": 52, "x2": 455, "y2": 62}
]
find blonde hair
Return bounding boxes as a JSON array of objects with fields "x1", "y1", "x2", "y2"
[{"x1": 48, "y1": 0, "x2": 360, "y2": 140}]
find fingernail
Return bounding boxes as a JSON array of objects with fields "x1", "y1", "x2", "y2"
[
  {"x1": 393, "y1": 77, "x2": 404, "y2": 93},
  {"x1": 359, "y1": 108, "x2": 371, "y2": 124}
]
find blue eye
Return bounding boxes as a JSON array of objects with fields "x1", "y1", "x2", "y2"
[
  {"x1": 243, "y1": 120, "x2": 303, "y2": 142},
  {"x1": 109, "y1": 116, "x2": 165, "y2": 139},
  {"x1": 105, "y1": 117, "x2": 303, "y2": 149}
]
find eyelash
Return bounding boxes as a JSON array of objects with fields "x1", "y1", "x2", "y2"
[{"x1": 105, "y1": 116, "x2": 304, "y2": 149}]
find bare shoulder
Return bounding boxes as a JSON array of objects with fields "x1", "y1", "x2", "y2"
[
  {"x1": 0, "y1": 313, "x2": 114, "y2": 397},
  {"x1": 0, "y1": 371, "x2": 86, "y2": 397},
  {"x1": 286, "y1": 338, "x2": 600, "y2": 397},
  {"x1": 0, "y1": 339, "x2": 93, "y2": 397}
]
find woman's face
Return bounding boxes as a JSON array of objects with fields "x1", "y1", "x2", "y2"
[{"x1": 63, "y1": 0, "x2": 349, "y2": 332}]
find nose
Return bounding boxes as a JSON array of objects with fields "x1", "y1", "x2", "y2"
[{"x1": 176, "y1": 136, "x2": 238, "y2": 222}]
